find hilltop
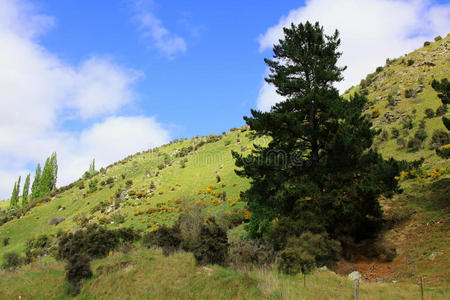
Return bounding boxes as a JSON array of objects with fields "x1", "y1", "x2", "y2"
[{"x1": 0, "y1": 35, "x2": 449, "y2": 299}]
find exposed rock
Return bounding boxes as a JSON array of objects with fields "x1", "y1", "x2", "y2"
[
  {"x1": 348, "y1": 271, "x2": 362, "y2": 282},
  {"x1": 381, "y1": 112, "x2": 400, "y2": 124},
  {"x1": 428, "y1": 251, "x2": 443, "y2": 261}
]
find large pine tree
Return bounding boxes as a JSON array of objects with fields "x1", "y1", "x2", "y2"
[{"x1": 233, "y1": 22, "x2": 401, "y2": 252}]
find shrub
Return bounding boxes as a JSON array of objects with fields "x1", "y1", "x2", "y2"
[
  {"x1": 402, "y1": 115, "x2": 413, "y2": 129},
  {"x1": 414, "y1": 129, "x2": 428, "y2": 142},
  {"x1": 387, "y1": 94, "x2": 395, "y2": 106},
  {"x1": 434, "y1": 35, "x2": 442, "y2": 42},
  {"x1": 2, "y1": 252, "x2": 23, "y2": 270},
  {"x1": 407, "y1": 137, "x2": 423, "y2": 151},
  {"x1": 173, "y1": 206, "x2": 204, "y2": 252},
  {"x1": 125, "y1": 179, "x2": 133, "y2": 187},
  {"x1": 57, "y1": 224, "x2": 139, "y2": 260},
  {"x1": 371, "y1": 109, "x2": 380, "y2": 118},
  {"x1": 192, "y1": 217, "x2": 228, "y2": 266},
  {"x1": 430, "y1": 130, "x2": 450, "y2": 150},
  {"x1": 425, "y1": 108, "x2": 435, "y2": 118},
  {"x1": 419, "y1": 119, "x2": 426, "y2": 129},
  {"x1": 407, "y1": 59, "x2": 414, "y2": 66},
  {"x1": 436, "y1": 144, "x2": 450, "y2": 158},
  {"x1": 376, "y1": 66, "x2": 383, "y2": 73},
  {"x1": 423, "y1": 41, "x2": 431, "y2": 47},
  {"x1": 142, "y1": 225, "x2": 181, "y2": 256},
  {"x1": 228, "y1": 239, "x2": 275, "y2": 267},
  {"x1": 65, "y1": 253, "x2": 93, "y2": 295},
  {"x1": 279, "y1": 247, "x2": 315, "y2": 276},
  {"x1": 224, "y1": 140, "x2": 231, "y2": 146},
  {"x1": 391, "y1": 128, "x2": 399, "y2": 138},
  {"x1": 436, "y1": 104, "x2": 448, "y2": 117},
  {"x1": 405, "y1": 88, "x2": 415, "y2": 98},
  {"x1": 88, "y1": 178, "x2": 98, "y2": 193},
  {"x1": 2, "y1": 237, "x2": 9, "y2": 246},
  {"x1": 380, "y1": 130, "x2": 389, "y2": 141}
]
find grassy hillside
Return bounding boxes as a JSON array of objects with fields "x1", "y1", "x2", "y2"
[{"x1": 0, "y1": 35, "x2": 449, "y2": 299}]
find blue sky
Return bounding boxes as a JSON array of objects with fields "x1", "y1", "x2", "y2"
[
  {"x1": 0, "y1": 0, "x2": 449, "y2": 199},
  {"x1": 36, "y1": 0, "x2": 300, "y2": 137}
]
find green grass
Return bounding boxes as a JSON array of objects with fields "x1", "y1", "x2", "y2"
[{"x1": 1, "y1": 248, "x2": 448, "y2": 300}]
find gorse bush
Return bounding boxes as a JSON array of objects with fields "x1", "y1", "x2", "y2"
[
  {"x1": 142, "y1": 225, "x2": 181, "y2": 256},
  {"x1": 65, "y1": 253, "x2": 93, "y2": 295},
  {"x1": 425, "y1": 108, "x2": 435, "y2": 118},
  {"x1": 2, "y1": 251, "x2": 24, "y2": 270},
  {"x1": 192, "y1": 217, "x2": 228, "y2": 266},
  {"x1": 430, "y1": 129, "x2": 450, "y2": 150}
]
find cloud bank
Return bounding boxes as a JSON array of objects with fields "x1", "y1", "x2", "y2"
[
  {"x1": 0, "y1": 0, "x2": 170, "y2": 199},
  {"x1": 256, "y1": 0, "x2": 450, "y2": 111}
]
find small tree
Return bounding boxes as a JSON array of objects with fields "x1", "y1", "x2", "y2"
[
  {"x1": 22, "y1": 174, "x2": 31, "y2": 205},
  {"x1": 431, "y1": 78, "x2": 449, "y2": 158},
  {"x1": 31, "y1": 163, "x2": 42, "y2": 200}
]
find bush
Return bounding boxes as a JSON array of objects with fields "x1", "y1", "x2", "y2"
[
  {"x1": 407, "y1": 59, "x2": 414, "y2": 66},
  {"x1": 279, "y1": 247, "x2": 315, "y2": 275},
  {"x1": 434, "y1": 35, "x2": 442, "y2": 42},
  {"x1": 436, "y1": 105, "x2": 448, "y2": 117},
  {"x1": 436, "y1": 144, "x2": 450, "y2": 158},
  {"x1": 402, "y1": 115, "x2": 414, "y2": 129},
  {"x1": 228, "y1": 239, "x2": 275, "y2": 267},
  {"x1": 430, "y1": 129, "x2": 450, "y2": 150},
  {"x1": 371, "y1": 109, "x2": 380, "y2": 119},
  {"x1": 414, "y1": 129, "x2": 428, "y2": 142},
  {"x1": 192, "y1": 217, "x2": 228, "y2": 266},
  {"x1": 380, "y1": 130, "x2": 389, "y2": 141},
  {"x1": 405, "y1": 88, "x2": 416, "y2": 98},
  {"x1": 407, "y1": 137, "x2": 423, "y2": 151},
  {"x1": 425, "y1": 108, "x2": 435, "y2": 118},
  {"x1": 142, "y1": 225, "x2": 181, "y2": 256},
  {"x1": 391, "y1": 128, "x2": 399, "y2": 139},
  {"x1": 376, "y1": 66, "x2": 383, "y2": 73},
  {"x1": 387, "y1": 94, "x2": 395, "y2": 106},
  {"x1": 2, "y1": 237, "x2": 9, "y2": 246},
  {"x1": 173, "y1": 206, "x2": 204, "y2": 252},
  {"x1": 2, "y1": 252, "x2": 23, "y2": 270},
  {"x1": 423, "y1": 41, "x2": 431, "y2": 47},
  {"x1": 57, "y1": 224, "x2": 139, "y2": 260},
  {"x1": 65, "y1": 253, "x2": 93, "y2": 295}
]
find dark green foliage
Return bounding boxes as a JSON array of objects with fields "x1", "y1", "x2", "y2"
[
  {"x1": 425, "y1": 108, "x2": 435, "y2": 118},
  {"x1": 424, "y1": 41, "x2": 431, "y2": 46},
  {"x1": 432, "y1": 78, "x2": 449, "y2": 131},
  {"x1": 192, "y1": 217, "x2": 228, "y2": 266},
  {"x1": 407, "y1": 59, "x2": 414, "y2": 66},
  {"x1": 87, "y1": 178, "x2": 98, "y2": 193},
  {"x1": 391, "y1": 128, "x2": 399, "y2": 138},
  {"x1": 233, "y1": 21, "x2": 401, "y2": 255},
  {"x1": 404, "y1": 88, "x2": 416, "y2": 98},
  {"x1": 22, "y1": 173, "x2": 31, "y2": 205},
  {"x1": 65, "y1": 254, "x2": 93, "y2": 295},
  {"x1": 387, "y1": 94, "x2": 395, "y2": 106},
  {"x1": 436, "y1": 104, "x2": 448, "y2": 117},
  {"x1": 142, "y1": 225, "x2": 181, "y2": 256},
  {"x1": 381, "y1": 130, "x2": 389, "y2": 141},
  {"x1": 414, "y1": 129, "x2": 428, "y2": 142},
  {"x1": 279, "y1": 247, "x2": 315, "y2": 276},
  {"x1": 39, "y1": 152, "x2": 58, "y2": 197},
  {"x1": 2, "y1": 237, "x2": 9, "y2": 246},
  {"x1": 279, "y1": 231, "x2": 340, "y2": 278},
  {"x1": 401, "y1": 115, "x2": 414, "y2": 129},
  {"x1": 376, "y1": 66, "x2": 383, "y2": 73},
  {"x1": 2, "y1": 251, "x2": 24, "y2": 270},
  {"x1": 31, "y1": 163, "x2": 42, "y2": 200},
  {"x1": 57, "y1": 224, "x2": 140, "y2": 260},
  {"x1": 126, "y1": 179, "x2": 133, "y2": 187},
  {"x1": 430, "y1": 130, "x2": 450, "y2": 150},
  {"x1": 82, "y1": 159, "x2": 98, "y2": 180},
  {"x1": 407, "y1": 137, "x2": 423, "y2": 151}
]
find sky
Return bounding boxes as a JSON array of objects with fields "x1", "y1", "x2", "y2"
[{"x1": 0, "y1": 0, "x2": 449, "y2": 199}]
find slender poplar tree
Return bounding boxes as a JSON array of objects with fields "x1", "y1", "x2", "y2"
[
  {"x1": 22, "y1": 173, "x2": 31, "y2": 205},
  {"x1": 31, "y1": 163, "x2": 42, "y2": 200}
]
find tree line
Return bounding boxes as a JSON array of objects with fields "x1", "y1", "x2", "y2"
[{"x1": 9, "y1": 152, "x2": 58, "y2": 207}]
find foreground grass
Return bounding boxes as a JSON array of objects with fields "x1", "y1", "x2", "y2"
[{"x1": 1, "y1": 248, "x2": 448, "y2": 300}]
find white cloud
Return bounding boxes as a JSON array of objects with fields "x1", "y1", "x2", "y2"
[
  {"x1": 0, "y1": 0, "x2": 170, "y2": 199},
  {"x1": 256, "y1": 0, "x2": 450, "y2": 111},
  {"x1": 133, "y1": 0, "x2": 187, "y2": 58}
]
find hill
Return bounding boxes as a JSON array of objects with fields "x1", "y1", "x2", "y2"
[{"x1": 0, "y1": 35, "x2": 449, "y2": 299}]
